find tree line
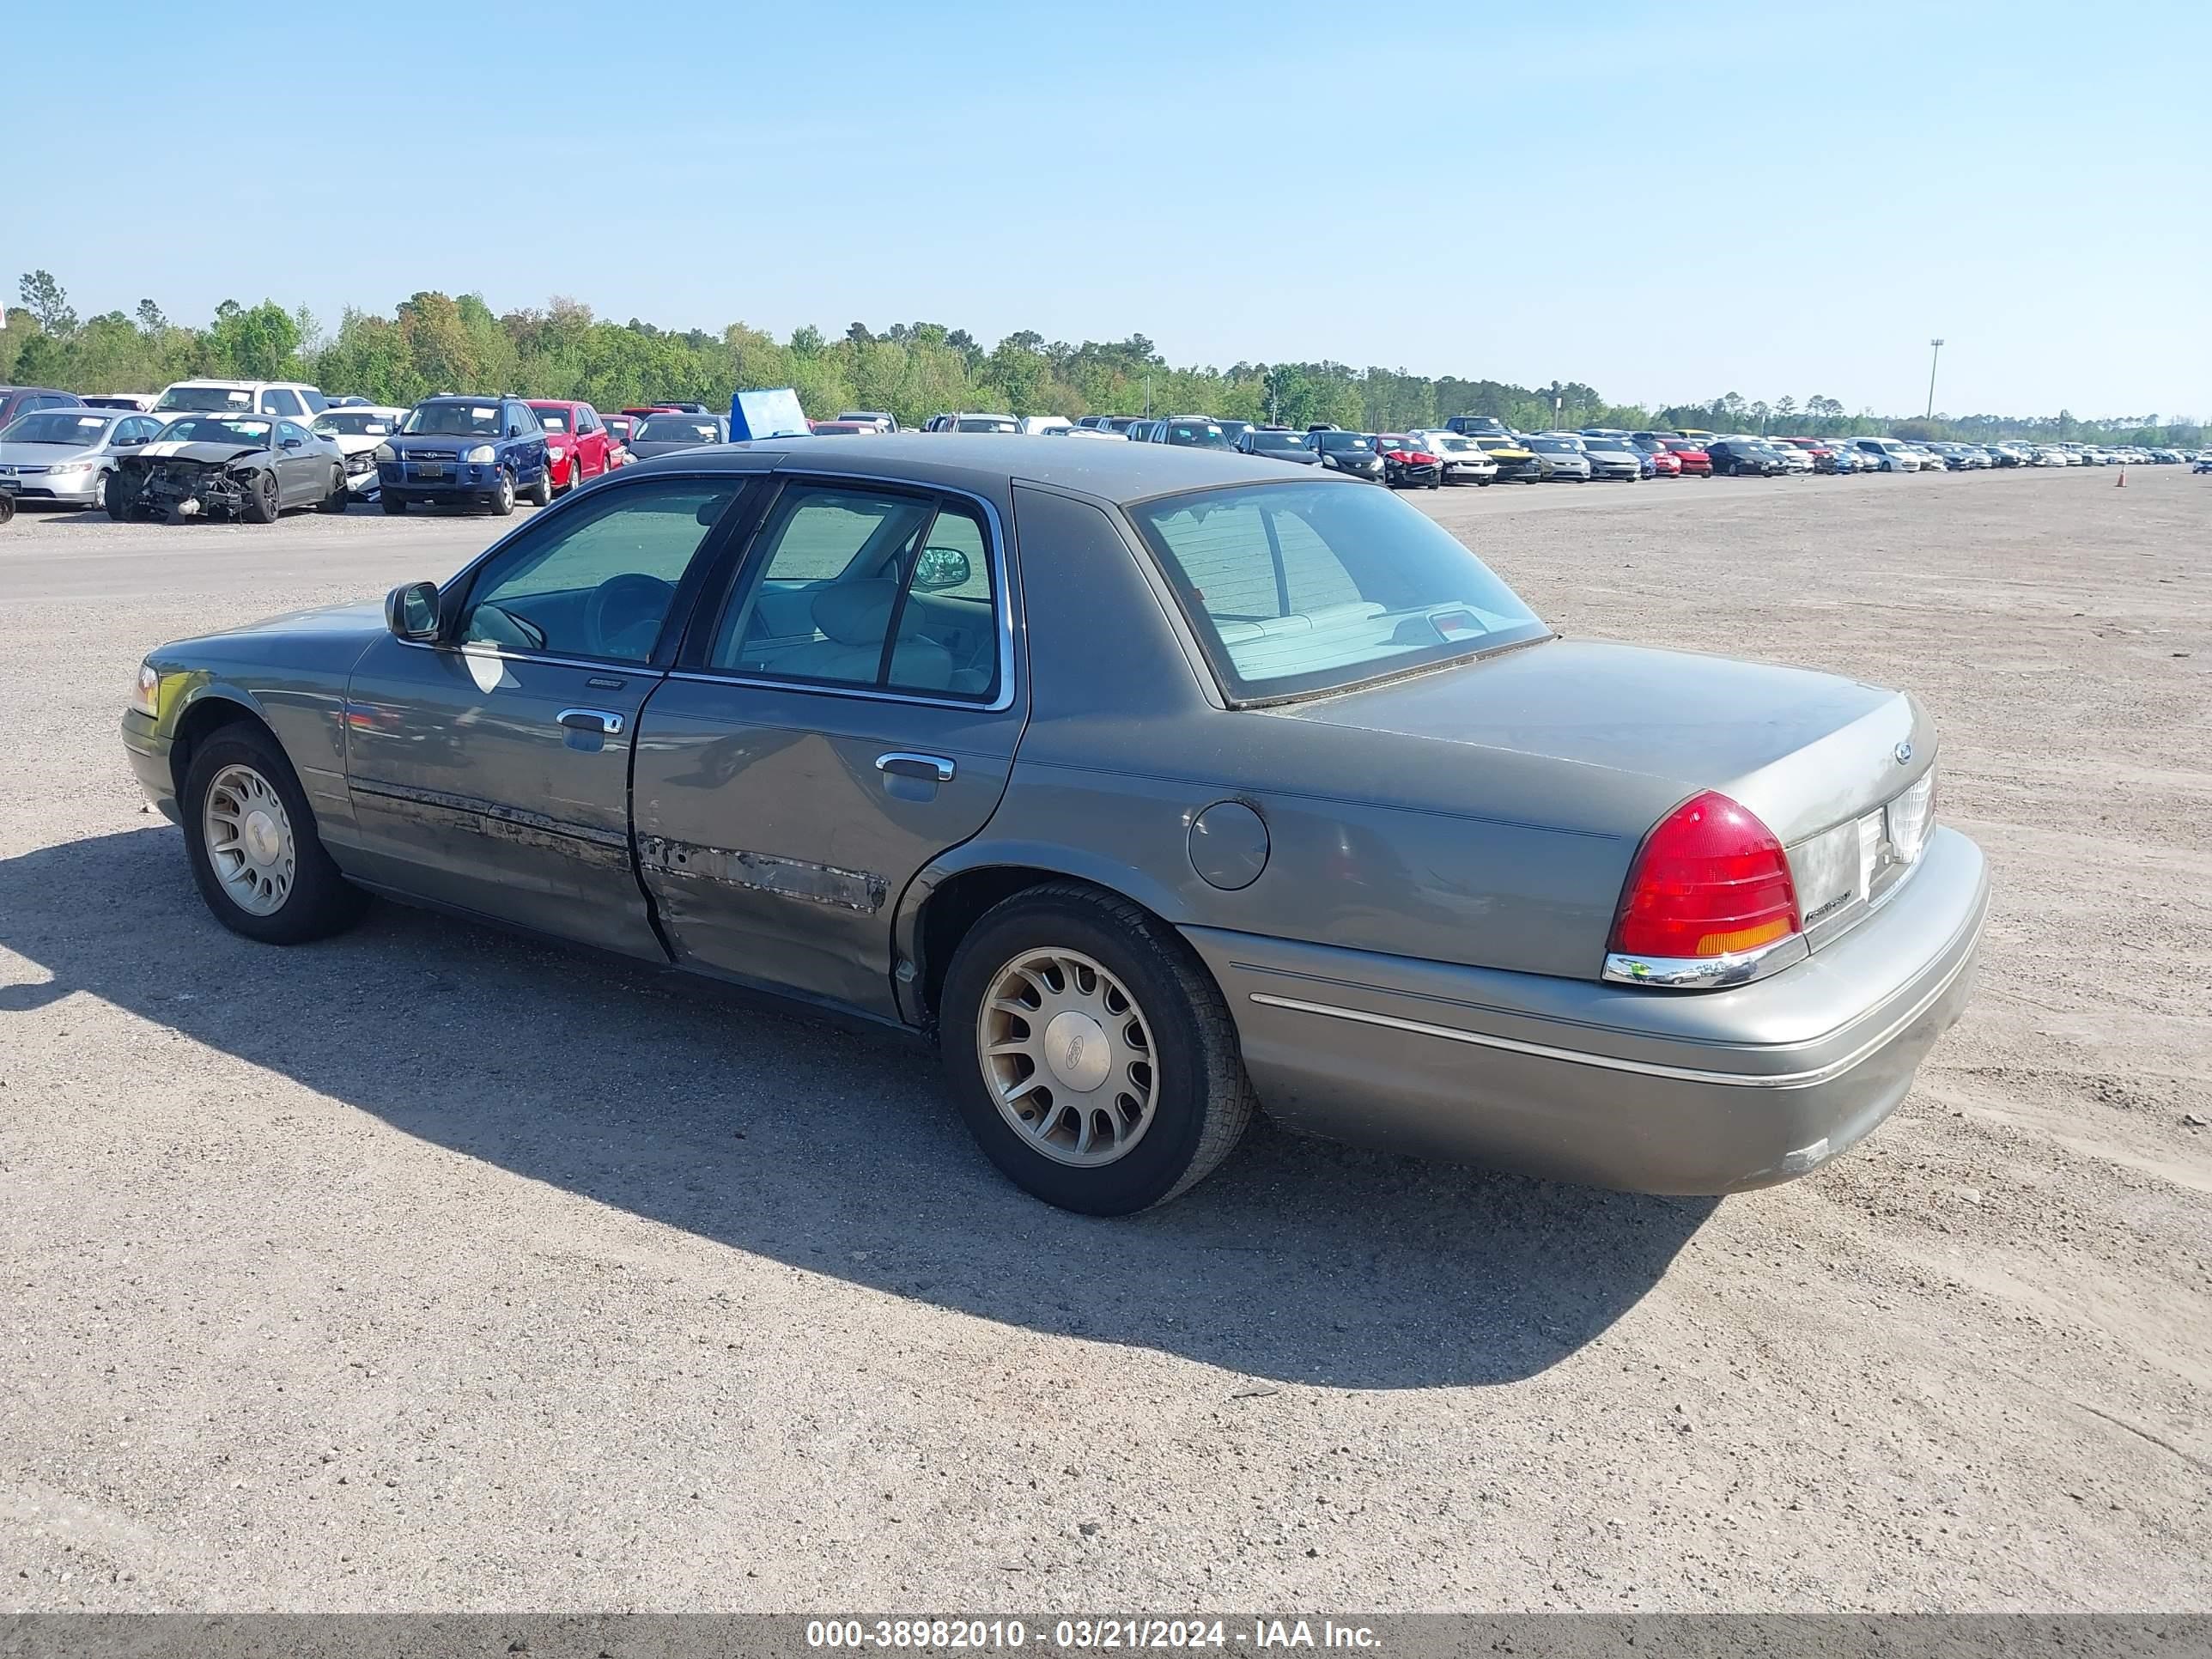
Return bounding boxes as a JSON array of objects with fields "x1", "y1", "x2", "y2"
[{"x1": 3, "y1": 270, "x2": 2198, "y2": 449}]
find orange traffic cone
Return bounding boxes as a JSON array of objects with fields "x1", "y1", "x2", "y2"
[{"x1": 2117, "y1": 465, "x2": 2127, "y2": 487}]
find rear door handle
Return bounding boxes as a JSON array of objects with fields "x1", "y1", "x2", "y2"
[
  {"x1": 557, "y1": 708, "x2": 625, "y2": 735},
  {"x1": 876, "y1": 751, "x2": 954, "y2": 782}
]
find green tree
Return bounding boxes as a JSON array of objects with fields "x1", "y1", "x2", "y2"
[{"x1": 18, "y1": 270, "x2": 75, "y2": 337}]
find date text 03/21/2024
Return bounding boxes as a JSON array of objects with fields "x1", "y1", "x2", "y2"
[{"x1": 804, "y1": 1618, "x2": 1381, "y2": 1650}]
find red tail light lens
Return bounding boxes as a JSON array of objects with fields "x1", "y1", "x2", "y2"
[{"x1": 1611, "y1": 791, "x2": 1801, "y2": 960}]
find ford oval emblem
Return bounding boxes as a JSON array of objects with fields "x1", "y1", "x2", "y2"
[{"x1": 1894, "y1": 741, "x2": 1914, "y2": 764}]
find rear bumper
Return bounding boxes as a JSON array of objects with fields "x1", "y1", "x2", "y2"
[{"x1": 1185, "y1": 826, "x2": 1987, "y2": 1194}]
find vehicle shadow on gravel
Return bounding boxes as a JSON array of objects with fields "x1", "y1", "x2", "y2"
[{"x1": 2, "y1": 829, "x2": 1714, "y2": 1389}]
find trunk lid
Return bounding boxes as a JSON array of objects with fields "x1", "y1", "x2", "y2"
[{"x1": 1272, "y1": 637, "x2": 1931, "y2": 852}]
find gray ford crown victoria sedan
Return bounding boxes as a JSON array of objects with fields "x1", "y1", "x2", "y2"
[{"x1": 120, "y1": 435, "x2": 1987, "y2": 1214}]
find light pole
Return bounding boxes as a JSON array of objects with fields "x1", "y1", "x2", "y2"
[{"x1": 1926, "y1": 338, "x2": 1944, "y2": 419}]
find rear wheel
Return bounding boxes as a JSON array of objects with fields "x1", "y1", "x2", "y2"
[
  {"x1": 317, "y1": 465, "x2": 349, "y2": 513},
  {"x1": 939, "y1": 883, "x2": 1256, "y2": 1214},
  {"x1": 180, "y1": 725, "x2": 369, "y2": 945},
  {"x1": 524, "y1": 465, "x2": 551, "y2": 507}
]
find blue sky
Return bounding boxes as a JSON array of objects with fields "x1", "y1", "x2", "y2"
[{"x1": 20, "y1": 3, "x2": 2209, "y2": 419}]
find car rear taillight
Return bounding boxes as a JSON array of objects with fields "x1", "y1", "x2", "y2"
[{"x1": 1610, "y1": 791, "x2": 1801, "y2": 963}]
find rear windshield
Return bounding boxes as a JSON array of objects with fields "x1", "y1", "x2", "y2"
[
  {"x1": 155, "y1": 385, "x2": 254, "y2": 412},
  {"x1": 954, "y1": 416, "x2": 1018, "y2": 433},
  {"x1": 1127, "y1": 482, "x2": 1548, "y2": 702}
]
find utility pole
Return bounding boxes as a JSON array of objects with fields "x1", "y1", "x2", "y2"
[
  {"x1": 1926, "y1": 339, "x2": 1944, "y2": 419},
  {"x1": 1145, "y1": 374, "x2": 1152, "y2": 417}
]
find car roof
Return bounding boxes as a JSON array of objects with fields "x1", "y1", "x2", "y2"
[{"x1": 627, "y1": 432, "x2": 1352, "y2": 504}]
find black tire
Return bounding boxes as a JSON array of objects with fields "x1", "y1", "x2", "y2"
[
  {"x1": 93, "y1": 471, "x2": 112, "y2": 514},
  {"x1": 1477, "y1": 477, "x2": 1492, "y2": 486},
  {"x1": 939, "y1": 882, "x2": 1257, "y2": 1215},
  {"x1": 179, "y1": 723, "x2": 370, "y2": 945},
  {"x1": 0, "y1": 491, "x2": 13, "y2": 526},
  {"x1": 489, "y1": 470, "x2": 516, "y2": 517},
  {"x1": 317, "y1": 465, "x2": 349, "y2": 514},
  {"x1": 381, "y1": 492, "x2": 408, "y2": 514},
  {"x1": 241, "y1": 469, "x2": 280, "y2": 524},
  {"x1": 106, "y1": 482, "x2": 134, "y2": 520},
  {"x1": 524, "y1": 465, "x2": 551, "y2": 507}
]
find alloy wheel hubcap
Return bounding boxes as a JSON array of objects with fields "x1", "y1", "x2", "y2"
[
  {"x1": 203, "y1": 763, "x2": 295, "y2": 916},
  {"x1": 978, "y1": 947, "x2": 1158, "y2": 1167}
]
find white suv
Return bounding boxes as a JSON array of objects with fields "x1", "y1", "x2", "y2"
[{"x1": 150, "y1": 380, "x2": 331, "y2": 424}]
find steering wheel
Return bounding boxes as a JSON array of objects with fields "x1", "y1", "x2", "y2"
[{"x1": 585, "y1": 573, "x2": 676, "y2": 660}]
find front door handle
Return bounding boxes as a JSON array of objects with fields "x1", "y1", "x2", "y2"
[
  {"x1": 557, "y1": 708, "x2": 625, "y2": 735},
  {"x1": 876, "y1": 751, "x2": 954, "y2": 783}
]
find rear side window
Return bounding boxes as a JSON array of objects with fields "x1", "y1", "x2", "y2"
[
  {"x1": 261, "y1": 388, "x2": 303, "y2": 416},
  {"x1": 709, "y1": 486, "x2": 1000, "y2": 700},
  {"x1": 1127, "y1": 482, "x2": 1546, "y2": 702}
]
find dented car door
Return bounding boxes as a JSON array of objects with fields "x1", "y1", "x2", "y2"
[
  {"x1": 341, "y1": 474, "x2": 753, "y2": 957},
  {"x1": 631, "y1": 477, "x2": 1024, "y2": 1018}
]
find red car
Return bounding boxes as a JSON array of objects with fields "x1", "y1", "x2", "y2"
[
  {"x1": 1645, "y1": 446, "x2": 1683, "y2": 477},
  {"x1": 1662, "y1": 439, "x2": 1713, "y2": 477},
  {"x1": 525, "y1": 400, "x2": 619, "y2": 492},
  {"x1": 603, "y1": 413, "x2": 638, "y2": 451}
]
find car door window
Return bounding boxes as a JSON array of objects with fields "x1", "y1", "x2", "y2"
[
  {"x1": 262, "y1": 389, "x2": 302, "y2": 417},
  {"x1": 458, "y1": 477, "x2": 744, "y2": 663},
  {"x1": 708, "y1": 486, "x2": 1000, "y2": 700},
  {"x1": 276, "y1": 421, "x2": 311, "y2": 447}
]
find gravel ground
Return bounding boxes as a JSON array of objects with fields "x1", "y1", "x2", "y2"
[{"x1": 1, "y1": 467, "x2": 2206, "y2": 1613}]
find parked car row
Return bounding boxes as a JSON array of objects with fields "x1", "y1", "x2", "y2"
[{"x1": 4, "y1": 375, "x2": 2202, "y2": 526}]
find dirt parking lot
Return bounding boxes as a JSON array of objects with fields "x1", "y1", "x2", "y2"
[{"x1": 1, "y1": 467, "x2": 2206, "y2": 1612}]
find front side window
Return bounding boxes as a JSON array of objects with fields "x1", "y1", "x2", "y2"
[
  {"x1": 458, "y1": 477, "x2": 743, "y2": 662},
  {"x1": 709, "y1": 485, "x2": 1000, "y2": 700},
  {"x1": 261, "y1": 388, "x2": 303, "y2": 417},
  {"x1": 1127, "y1": 482, "x2": 1547, "y2": 702},
  {"x1": 277, "y1": 421, "x2": 312, "y2": 447}
]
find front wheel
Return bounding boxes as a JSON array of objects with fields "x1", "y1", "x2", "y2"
[
  {"x1": 939, "y1": 883, "x2": 1257, "y2": 1214},
  {"x1": 180, "y1": 725, "x2": 369, "y2": 945},
  {"x1": 241, "y1": 469, "x2": 281, "y2": 524},
  {"x1": 381, "y1": 492, "x2": 409, "y2": 514},
  {"x1": 489, "y1": 470, "x2": 516, "y2": 517}
]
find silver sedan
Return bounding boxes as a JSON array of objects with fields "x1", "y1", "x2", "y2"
[{"x1": 0, "y1": 407, "x2": 168, "y2": 511}]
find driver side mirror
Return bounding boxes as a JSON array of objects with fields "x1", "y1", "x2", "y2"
[
  {"x1": 912, "y1": 546, "x2": 972, "y2": 592},
  {"x1": 281, "y1": 437, "x2": 301, "y2": 450},
  {"x1": 507, "y1": 425, "x2": 523, "y2": 440},
  {"x1": 386, "y1": 580, "x2": 441, "y2": 643}
]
